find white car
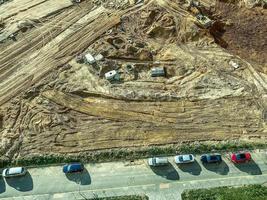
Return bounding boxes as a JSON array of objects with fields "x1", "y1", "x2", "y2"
[
  {"x1": 2, "y1": 167, "x2": 27, "y2": 178},
  {"x1": 148, "y1": 157, "x2": 168, "y2": 166},
  {"x1": 174, "y1": 154, "x2": 195, "y2": 164}
]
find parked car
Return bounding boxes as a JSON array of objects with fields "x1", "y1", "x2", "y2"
[
  {"x1": 231, "y1": 152, "x2": 251, "y2": 163},
  {"x1": 201, "y1": 154, "x2": 222, "y2": 164},
  {"x1": 148, "y1": 157, "x2": 168, "y2": 166},
  {"x1": 63, "y1": 163, "x2": 84, "y2": 173},
  {"x1": 2, "y1": 167, "x2": 27, "y2": 178},
  {"x1": 174, "y1": 154, "x2": 194, "y2": 164}
]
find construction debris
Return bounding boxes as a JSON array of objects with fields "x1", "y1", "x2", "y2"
[
  {"x1": 95, "y1": 54, "x2": 104, "y2": 61},
  {"x1": 151, "y1": 67, "x2": 166, "y2": 77},
  {"x1": 85, "y1": 53, "x2": 96, "y2": 64},
  {"x1": 0, "y1": 0, "x2": 266, "y2": 161},
  {"x1": 72, "y1": 0, "x2": 82, "y2": 3},
  {"x1": 76, "y1": 54, "x2": 85, "y2": 64},
  {"x1": 229, "y1": 60, "x2": 240, "y2": 69},
  {"x1": 105, "y1": 70, "x2": 120, "y2": 81},
  {"x1": 17, "y1": 20, "x2": 33, "y2": 30},
  {"x1": 126, "y1": 64, "x2": 135, "y2": 73}
]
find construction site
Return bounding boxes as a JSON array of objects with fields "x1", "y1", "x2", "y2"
[{"x1": 0, "y1": 0, "x2": 266, "y2": 161}]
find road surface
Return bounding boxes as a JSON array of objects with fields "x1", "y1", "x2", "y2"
[{"x1": 0, "y1": 150, "x2": 267, "y2": 200}]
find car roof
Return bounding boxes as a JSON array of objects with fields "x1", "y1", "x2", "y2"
[
  {"x1": 209, "y1": 155, "x2": 220, "y2": 160},
  {"x1": 182, "y1": 155, "x2": 192, "y2": 161},
  {"x1": 155, "y1": 157, "x2": 168, "y2": 162},
  {"x1": 8, "y1": 167, "x2": 23, "y2": 174},
  {"x1": 68, "y1": 163, "x2": 83, "y2": 169}
]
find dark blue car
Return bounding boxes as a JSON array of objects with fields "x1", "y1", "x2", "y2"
[
  {"x1": 200, "y1": 154, "x2": 222, "y2": 164},
  {"x1": 63, "y1": 163, "x2": 84, "y2": 173}
]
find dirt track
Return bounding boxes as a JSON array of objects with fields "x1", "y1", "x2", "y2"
[
  {"x1": 0, "y1": 0, "x2": 266, "y2": 160},
  {"x1": 0, "y1": 2, "x2": 116, "y2": 105}
]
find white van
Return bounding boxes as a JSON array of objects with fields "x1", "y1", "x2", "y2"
[{"x1": 148, "y1": 157, "x2": 168, "y2": 166}]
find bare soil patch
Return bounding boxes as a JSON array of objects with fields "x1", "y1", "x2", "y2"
[
  {"x1": 211, "y1": 0, "x2": 267, "y2": 65},
  {"x1": 0, "y1": 0, "x2": 266, "y2": 161}
]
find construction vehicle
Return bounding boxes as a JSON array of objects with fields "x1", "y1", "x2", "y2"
[
  {"x1": 195, "y1": 13, "x2": 213, "y2": 28},
  {"x1": 185, "y1": 0, "x2": 201, "y2": 15},
  {"x1": 185, "y1": 0, "x2": 213, "y2": 28}
]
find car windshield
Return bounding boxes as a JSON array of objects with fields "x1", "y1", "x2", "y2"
[
  {"x1": 69, "y1": 164, "x2": 81, "y2": 171},
  {"x1": 237, "y1": 154, "x2": 246, "y2": 160},
  {"x1": 210, "y1": 155, "x2": 217, "y2": 160},
  {"x1": 179, "y1": 156, "x2": 184, "y2": 162}
]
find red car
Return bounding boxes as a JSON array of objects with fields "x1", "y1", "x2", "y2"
[{"x1": 231, "y1": 152, "x2": 251, "y2": 163}]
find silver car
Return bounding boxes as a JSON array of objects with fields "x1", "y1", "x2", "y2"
[
  {"x1": 148, "y1": 157, "x2": 168, "y2": 166},
  {"x1": 2, "y1": 167, "x2": 27, "y2": 178},
  {"x1": 174, "y1": 154, "x2": 195, "y2": 164}
]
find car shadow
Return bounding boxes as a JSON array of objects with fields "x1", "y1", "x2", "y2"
[
  {"x1": 0, "y1": 177, "x2": 6, "y2": 193},
  {"x1": 177, "y1": 161, "x2": 202, "y2": 176},
  {"x1": 202, "y1": 160, "x2": 229, "y2": 175},
  {"x1": 65, "y1": 168, "x2": 91, "y2": 185},
  {"x1": 5, "y1": 172, "x2": 33, "y2": 192},
  {"x1": 150, "y1": 164, "x2": 179, "y2": 180},
  {"x1": 234, "y1": 159, "x2": 262, "y2": 175}
]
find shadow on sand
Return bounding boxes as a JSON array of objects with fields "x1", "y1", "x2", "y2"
[
  {"x1": 5, "y1": 172, "x2": 33, "y2": 192},
  {"x1": 65, "y1": 168, "x2": 91, "y2": 185},
  {"x1": 202, "y1": 160, "x2": 230, "y2": 175},
  {"x1": 150, "y1": 164, "x2": 179, "y2": 180}
]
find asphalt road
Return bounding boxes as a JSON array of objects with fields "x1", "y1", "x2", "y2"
[{"x1": 0, "y1": 150, "x2": 267, "y2": 200}]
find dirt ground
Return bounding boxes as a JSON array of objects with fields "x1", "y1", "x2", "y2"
[
  {"x1": 211, "y1": 0, "x2": 267, "y2": 67},
  {"x1": 0, "y1": 0, "x2": 266, "y2": 160}
]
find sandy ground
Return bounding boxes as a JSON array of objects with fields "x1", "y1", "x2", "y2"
[
  {"x1": 0, "y1": 0, "x2": 266, "y2": 160},
  {"x1": 0, "y1": 0, "x2": 73, "y2": 42}
]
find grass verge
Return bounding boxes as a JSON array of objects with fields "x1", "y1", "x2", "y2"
[
  {"x1": 181, "y1": 184, "x2": 267, "y2": 200},
  {"x1": 0, "y1": 140, "x2": 266, "y2": 168}
]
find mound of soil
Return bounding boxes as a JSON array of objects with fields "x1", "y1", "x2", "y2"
[{"x1": 211, "y1": 1, "x2": 267, "y2": 65}]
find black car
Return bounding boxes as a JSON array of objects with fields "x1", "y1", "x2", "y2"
[
  {"x1": 63, "y1": 163, "x2": 84, "y2": 173},
  {"x1": 200, "y1": 154, "x2": 222, "y2": 164}
]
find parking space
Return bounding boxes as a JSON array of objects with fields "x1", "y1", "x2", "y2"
[{"x1": 0, "y1": 151, "x2": 266, "y2": 199}]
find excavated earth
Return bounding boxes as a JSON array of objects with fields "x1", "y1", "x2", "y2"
[
  {"x1": 0, "y1": 0, "x2": 266, "y2": 160},
  {"x1": 212, "y1": 0, "x2": 267, "y2": 68}
]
